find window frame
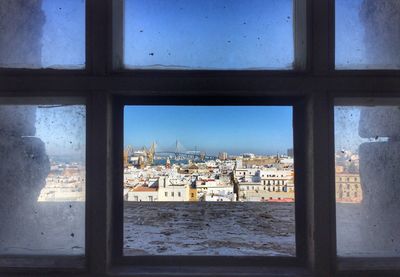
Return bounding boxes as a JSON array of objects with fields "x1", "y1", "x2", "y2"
[
  {"x1": 330, "y1": 95, "x2": 400, "y2": 276},
  {"x1": 0, "y1": 0, "x2": 399, "y2": 276},
  {"x1": 0, "y1": 94, "x2": 90, "y2": 274},
  {"x1": 112, "y1": 95, "x2": 308, "y2": 268}
]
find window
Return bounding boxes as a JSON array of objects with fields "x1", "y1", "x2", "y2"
[
  {"x1": 335, "y1": 0, "x2": 400, "y2": 69},
  {"x1": 0, "y1": 101, "x2": 86, "y2": 256},
  {"x1": 335, "y1": 100, "x2": 400, "y2": 258},
  {"x1": 0, "y1": 0, "x2": 85, "y2": 69},
  {"x1": 0, "y1": 0, "x2": 399, "y2": 276},
  {"x1": 122, "y1": 105, "x2": 296, "y2": 256},
  {"x1": 123, "y1": 0, "x2": 294, "y2": 70}
]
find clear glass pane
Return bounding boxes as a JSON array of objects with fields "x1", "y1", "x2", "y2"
[
  {"x1": 124, "y1": 0, "x2": 294, "y2": 70},
  {"x1": 335, "y1": 0, "x2": 400, "y2": 69},
  {"x1": 335, "y1": 102, "x2": 400, "y2": 257},
  {"x1": 0, "y1": 0, "x2": 85, "y2": 69},
  {"x1": 0, "y1": 103, "x2": 86, "y2": 255},
  {"x1": 123, "y1": 106, "x2": 295, "y2": 256}
]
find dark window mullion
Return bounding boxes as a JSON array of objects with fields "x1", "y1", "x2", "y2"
[{"x1": 87, "y1": 0, "x2": 109, "y2": 75}]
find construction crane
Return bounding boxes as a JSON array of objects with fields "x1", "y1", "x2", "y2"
[
  {"x1": 123, "y1": 145, "x2": 134, "y2": 168},
  {"x1": 147, "y1": 142, "x2": 157, "y2": 165}
]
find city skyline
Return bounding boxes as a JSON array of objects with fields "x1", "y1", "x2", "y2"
[{"x1": 124, "y1": 106, "x2": 293, "y2": 156}]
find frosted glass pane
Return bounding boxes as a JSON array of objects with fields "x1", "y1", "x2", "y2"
[
  {"x1": 336, "y1": 0, "x2": 400, "y2": 69},
  {"x1": 124, "y1": 0, "x2": 294, "y2": 70},
  {"x1": 335, "y1": 104, "x2": 400, "y2": 257},
  {"x1": 123, "y1": 106, "x2": 295, "y2": 256},
  {"x1": 0, "y1": 104, "x2": 86, "y2": 255},
  {"x1": 0, "y1": 0, "x2": 85, "y2": 69}
]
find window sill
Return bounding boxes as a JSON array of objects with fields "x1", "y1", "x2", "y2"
[{"x1": 109, "y1": 265, "x2": 311, "y2": 277}]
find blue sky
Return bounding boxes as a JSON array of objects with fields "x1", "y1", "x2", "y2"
[
  {"x1": 41, "y1": 0, "x2": 85, "y2": 68},
  {"x1": 334, "y1": 107, "x2": 389, "y2": 153},
  {"x1": 334, "y1": 107, "x2": 364, "y2": 152},
  {"x1": 39, "y1": 0, "x2": 370, "y2": 69},
  {"x1": 124, "y1": 106, "x2": 293, "y2": 155},
  {"x1": 335, "y1": 0, "x2": 366, "y2": 68},
  {"x1": 36, "y1": 105, "x2": 86, "y2": 161},
  {"x1": 124, "y1": 0, "x2": 294, "y2": 69},
  {"x1": 35, "y1": 1, "x2": 376, "y2": 156}
]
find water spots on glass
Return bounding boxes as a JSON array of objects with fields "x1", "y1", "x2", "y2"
[
  {"x1": 0, "y1": 0, "x2": 85, "y2": 69},
  {"x1": 124, "y1": 0, "x2": 294, "y2": 70},
  {"x1": 335, "y1": 105, "x2": 400, "y2": 257},
  {"x1": 336, "y1": 0, "x2": 400, "y2": 69},
  {"x1": 0, "y1": 104, "x2": 86, "y2": 255}
]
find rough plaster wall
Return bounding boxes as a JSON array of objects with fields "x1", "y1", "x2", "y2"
[
  {"x1": 0, "y1": 0, "x2": 45, "y2": 66},
  {"x1": 360, "y1": 0, "x2": 400, "y2": 66}
]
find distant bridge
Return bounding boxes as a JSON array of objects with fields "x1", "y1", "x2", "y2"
[
  {"x1": 154, "y1": 140, "x2": 217, "y2": 160},
  {"x1": 155, "y1": 151, "x2": 217, "y2": 160}
]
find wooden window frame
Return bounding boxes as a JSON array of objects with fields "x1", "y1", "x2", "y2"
[{"x1": 0, "y1": 0, "x2": 399, "y2": 276}]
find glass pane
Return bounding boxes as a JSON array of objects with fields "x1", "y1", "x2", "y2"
[
  {"x1": 124, "y1": 106, "x2": 295, "y2": 256},
  {"x1": 124, "y1": 0, "x2": 294, "y2": 70},
  {"x1": 0, "y1": 103, "x2": 86, "y2": 255},
  {"x1": 0, "y1": 0, "x2": 85, "y2": 69},
  {"x1": 335, "y1": 102, "x2": 400, "y2": 257},
  {"x1": 335, "y1": 0, "x2": 400, "y2": 69}
]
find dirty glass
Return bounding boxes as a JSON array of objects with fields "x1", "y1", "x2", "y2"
[
  {"x1": 124, "y1": 0, "x2": 294, "y2": 70},
  {"x1": 335, "y1": 0, "x2": 400, "y2": 69},
  {"x1": 0, "y1": 0, "x2": 85, "y2": 69},
  {"x1": 335, "y1": 101, "x2": 400, "y2": 257},
  {"x1": 123, "y1": 106, "x2": 295, "y2": 256},
  {"x1": 0, "y1": 102, "x2": 86, "y2": 255}
]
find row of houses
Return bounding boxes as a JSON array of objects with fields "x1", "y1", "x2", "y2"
[{"x1": 124, "y1": 162, "x2": 295, "y2": 202}]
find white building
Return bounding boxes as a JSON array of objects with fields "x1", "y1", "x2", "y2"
[
  {"x1": 234, "y1": 168, "x2": 259, "y2": 182},
  {"x1": 126, "y1": 186, "x2": 158, "y2": 202},
  {"x1": 196, "y1": 178, "x2": 235, "y2": 201},
  {"x1": 157, "y1": 176, "x2": 190, "y2": 201}
]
